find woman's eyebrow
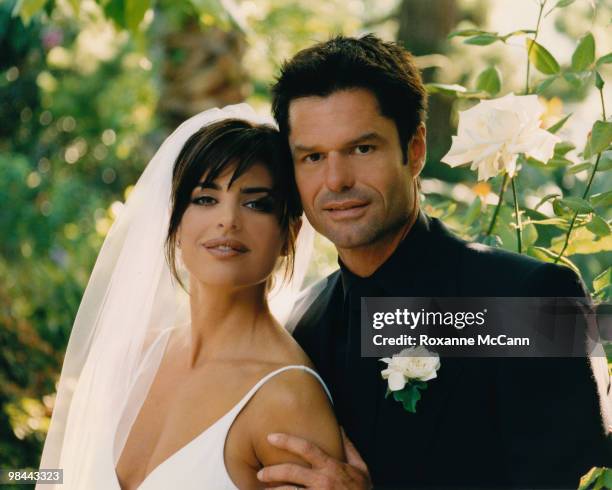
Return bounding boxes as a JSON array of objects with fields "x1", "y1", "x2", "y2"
[
  {"x1": 197, "y1": 182, "x2": 221, "y2": 190},
  {"x1": 195, "y1": 183, "x2": 273, "y2": 194},
  {"x1": 240, "y1": 186, "x2": 273, "y2": 195}
]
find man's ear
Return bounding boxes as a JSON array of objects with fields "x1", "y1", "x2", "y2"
[{"x1": 407, "y1": 124, "x2": 427, "y2": 178}]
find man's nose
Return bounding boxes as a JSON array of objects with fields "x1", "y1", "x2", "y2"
[{"x1": 325, "y1": 152, "x2": 355, "y2": 193}]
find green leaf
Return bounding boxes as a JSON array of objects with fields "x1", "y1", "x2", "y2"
[
  {"x1": 558, "y1": 197, "x2": 594, "y2": 213},
  {"x1": 567, "y1": 162, "x2": 592, "y2": 174},
  {"x1": 525, "y1": 217, "x2": 567, "y2": 227},
  {"x1": 590, "y1": 190, "x2": 612, "y2": 209},
  {"x1": 12, "y1": 0, "x2": 48, "y2": 25},
  {"x1": 465, "y1": 34, "x2": 499, "y2": 46},
  {"x1": 593, "y1": 269, "x2": 611, "y2": 300},
  {"x1": 67, "y1": 0, "x2": 79, "y2": 15},
  {"x1": 596, "y1": 52, "x2": 612, "y2": 66},
  {"x1": 392, "y1": 382, "x2": 427, "y2": 413},
  {"x1": 571, "y1": 33, "x2": 595, "y2": 72},
  {"x1": 523, "y1": 222, "x2": 538, "y2": 248},
  {"x1": 546, "y1": 156, "x2": 574, "y2": 168},
  {"x1": 534, "y1": 193, "x2": 561, "y2": 211},
  {"x1": 602, "y1": 468, "x2": 612, "y2": 488},
  {"x1": 554, "y1": 141, "x2": 575, "y2": 156},
  {"x1": 579, "y1": 467, "x2": 603, "y2": 490},
  {"x1": 597, "y1": 152, "x2": 612, "y2": 171},
  {"x1": 585, "y1": 121, "x2": 612, "y2": 158},
  {"x1": 553, "y1": 198, "x2": 570, "y2": 217},
  {"x1": 595, "y1": 71, "x2": 604, "y2": 90},
  {"x1": 464, "y1": 197, "x2": 482, "y2": 226},
  {"x1": 551, "y1": 226, "x2": 612, "y2": 255},
  {"x1": 547, "y1": 113, "x2": 572, "y2": 134},
  {"x1": 526, "y1": 39, "x2": 560, "y2": 75},
  {"x1": 535, "y1": 75, "x2": 558, "y2": 94},
  {"x1": 425, "y1": 83, "x2": 467, "y2": 95},
  {"x1": 448, "y1": 29, "x2": 491, "y2": 39},
  {"x1": 563, "y1": 72, "x2": 588, "y2": 89},
  {"x1": 586, "y1": 215, "x2": 611, "y2": 237},
  {"x1": 125, "y1": 0, "x2": 150, "y2": 32},
  {"x1": 103, "y1": 0, "x2": 127, "y2": 29},
  {"x1": 555, "y1": 0, "x2": 576, "y2": 7},
  {"x1": 529, "y1": 247, "x2": 580, "y2": 274},
  {"x1": 475, "y1": 67, "x2": 501, "y2": 95}
]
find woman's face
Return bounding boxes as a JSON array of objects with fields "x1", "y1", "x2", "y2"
[{"x1": 177, "y1": 162, "x2": 286, "y2": 290}]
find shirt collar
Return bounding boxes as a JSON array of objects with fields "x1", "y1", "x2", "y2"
[{"x1": 339, "y1": 210, "x2": 432, "y2": 299}]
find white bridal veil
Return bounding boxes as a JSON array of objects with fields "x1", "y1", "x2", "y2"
[{"x1": 36, "y1": 104, "x2": 315, "y2": 489}]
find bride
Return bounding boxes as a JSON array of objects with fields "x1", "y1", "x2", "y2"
[{"x1": 37, "y1": 104, "x2": 344, "y2": 489}]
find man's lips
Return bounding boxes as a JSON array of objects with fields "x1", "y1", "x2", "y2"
[
  {"x1": 323, "y1": 200, "x2": 369, "y2": 211},
  {"x1": 322, "y1": 200, "x2": 370, "y2": 220},
  {"x1": 202, "y1": 237, "x2": 249, "y2": 252}
]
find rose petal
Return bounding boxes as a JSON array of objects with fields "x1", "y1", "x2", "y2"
[{"x1": 388, "y1": 371, "x2": 407, "y2": 391}]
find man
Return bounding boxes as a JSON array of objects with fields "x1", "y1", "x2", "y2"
[{"x1": 257, "y1": 35, "x2": 611, "y2": 489}]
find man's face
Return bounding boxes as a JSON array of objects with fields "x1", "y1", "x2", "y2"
[{"x1": 288, "y1": 88, "x2": 424, "y2": 250}]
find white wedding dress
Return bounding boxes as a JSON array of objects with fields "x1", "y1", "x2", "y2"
[{"x1": 111, "y1": 360, "x2": 332, "y2": 490}]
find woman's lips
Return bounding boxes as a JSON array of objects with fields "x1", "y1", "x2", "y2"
[{"x1": 202, "y1": 237, "x2": 249, "y2": 258}]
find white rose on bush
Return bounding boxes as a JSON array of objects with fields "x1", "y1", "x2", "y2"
[
  {"x1": 441, "y1": 93, "x2": 560, "y2": 181},
  {"x1": 380, "y1": 346, "x2": 441, "y2": 391}
]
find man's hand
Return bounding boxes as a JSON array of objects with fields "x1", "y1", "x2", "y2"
[{"x1": 257, "y1": 428, "x2": 372, "y2": 489}]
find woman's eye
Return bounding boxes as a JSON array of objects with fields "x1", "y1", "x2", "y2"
[
  {"x1": 245, "y1": 197, "x2": 275, "y2": 213},
  {"x1": 354, "y1": 145, "x2": 374, "y2": 155},
  {"x1": 192, "y1": 195, "x2": 216, "y2": 206},
  {"x1": 304, "y1": 152, "x2": 322, "y2": 163}
]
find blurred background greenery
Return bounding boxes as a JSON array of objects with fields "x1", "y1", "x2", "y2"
[{"x1": 1, "y1": 0, "x2": 610, "y2": 483}]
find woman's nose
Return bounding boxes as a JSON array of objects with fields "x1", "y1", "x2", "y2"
[{"x1": 217, "y1": 202, "x2": 241, "y2": 230}]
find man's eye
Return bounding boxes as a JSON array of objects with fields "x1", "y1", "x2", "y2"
[
  {"x1": 354, "y1": 145, "x2": 374, "y2": 155},
  {"x1": 192, "y1": 196, "x2": 216, "y2": 206},
  {"x1": 304, "y1": 153, "x2": 322, "y2": 163}
]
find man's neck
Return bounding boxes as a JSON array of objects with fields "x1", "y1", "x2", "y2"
[{"x1": 337, "y1": 208, "x2": 419, "y2": 278}]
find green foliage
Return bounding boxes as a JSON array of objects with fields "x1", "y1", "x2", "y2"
[
  {"x1": 475, "y1": 66, "x2": 501, "y2": 96},
  {"x1": 579, "y1": 467, "x2": 612, "y2": 490},
  {"x1": 526, "y1": 39, "x2": 560, "y2": 75},
  {"x1": 571, "y1": 33, "x2": 595, "y2": 72},
  {"x1": 2, "y1": 0, "x2": 611, "y2": 477}
]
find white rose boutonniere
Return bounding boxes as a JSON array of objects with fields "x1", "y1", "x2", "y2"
[{"x1": 380, "y1": 346, "x2": 441, "y2": 413}]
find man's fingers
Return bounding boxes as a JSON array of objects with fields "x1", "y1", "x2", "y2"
[
  {"x1": 341, "y1": 427, "x2": 369, "y2": 474},
  {"x1": 265, "y1": 487, "x2": 303, "y2": 490},
  {"x1": 266, "y1": 433, "x2": 329, "y2": 467},
  {"x1": 257, "y1": 462, "x2": 310, "y2": 486}
]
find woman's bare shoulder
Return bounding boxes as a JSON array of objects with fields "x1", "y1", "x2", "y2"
[{"x1": 243, "y1": 364, "x2": 344, "y2": 466}]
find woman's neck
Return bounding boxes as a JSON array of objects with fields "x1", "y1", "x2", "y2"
[{"x1": 184, "y1": 281, "x2": 272, "y2": 369}]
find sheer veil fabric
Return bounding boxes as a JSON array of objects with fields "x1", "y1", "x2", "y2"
[{"x1": 36, "y1": 104, "x2": 315, "y2": 489}]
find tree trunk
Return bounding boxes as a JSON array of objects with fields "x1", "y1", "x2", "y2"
[{"x1": 157, "y1": 20, "x2": 250, "y2": 128}]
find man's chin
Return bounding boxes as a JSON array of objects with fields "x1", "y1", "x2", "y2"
[{"x1": 321, "y1": 224, "x2": 380, "y2": 250}]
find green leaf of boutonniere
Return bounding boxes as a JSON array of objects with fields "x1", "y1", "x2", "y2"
[{"x1": 392, "y1": 381, "x2": 428, "y2": 413}]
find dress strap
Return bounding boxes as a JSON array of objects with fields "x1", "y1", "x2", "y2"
[{"x1": 232, "y1": 365, "x2": 333, "y2": 417}]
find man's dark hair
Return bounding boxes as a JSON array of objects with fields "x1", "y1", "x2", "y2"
[{"x1": 271, "y1": 34, "x2": 428, "y2": 163}]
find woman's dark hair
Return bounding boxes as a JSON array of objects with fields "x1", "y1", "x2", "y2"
[
  {"x1": 271, "y1": 34, "x2": 428, "y2": 164},
  {"x1": 165, "y1": 118, "x2": 302, "y2": 289}
]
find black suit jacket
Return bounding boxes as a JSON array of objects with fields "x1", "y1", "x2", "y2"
[{"x1": 290, "y1": 213, "x2": 611, "y2": 489}]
